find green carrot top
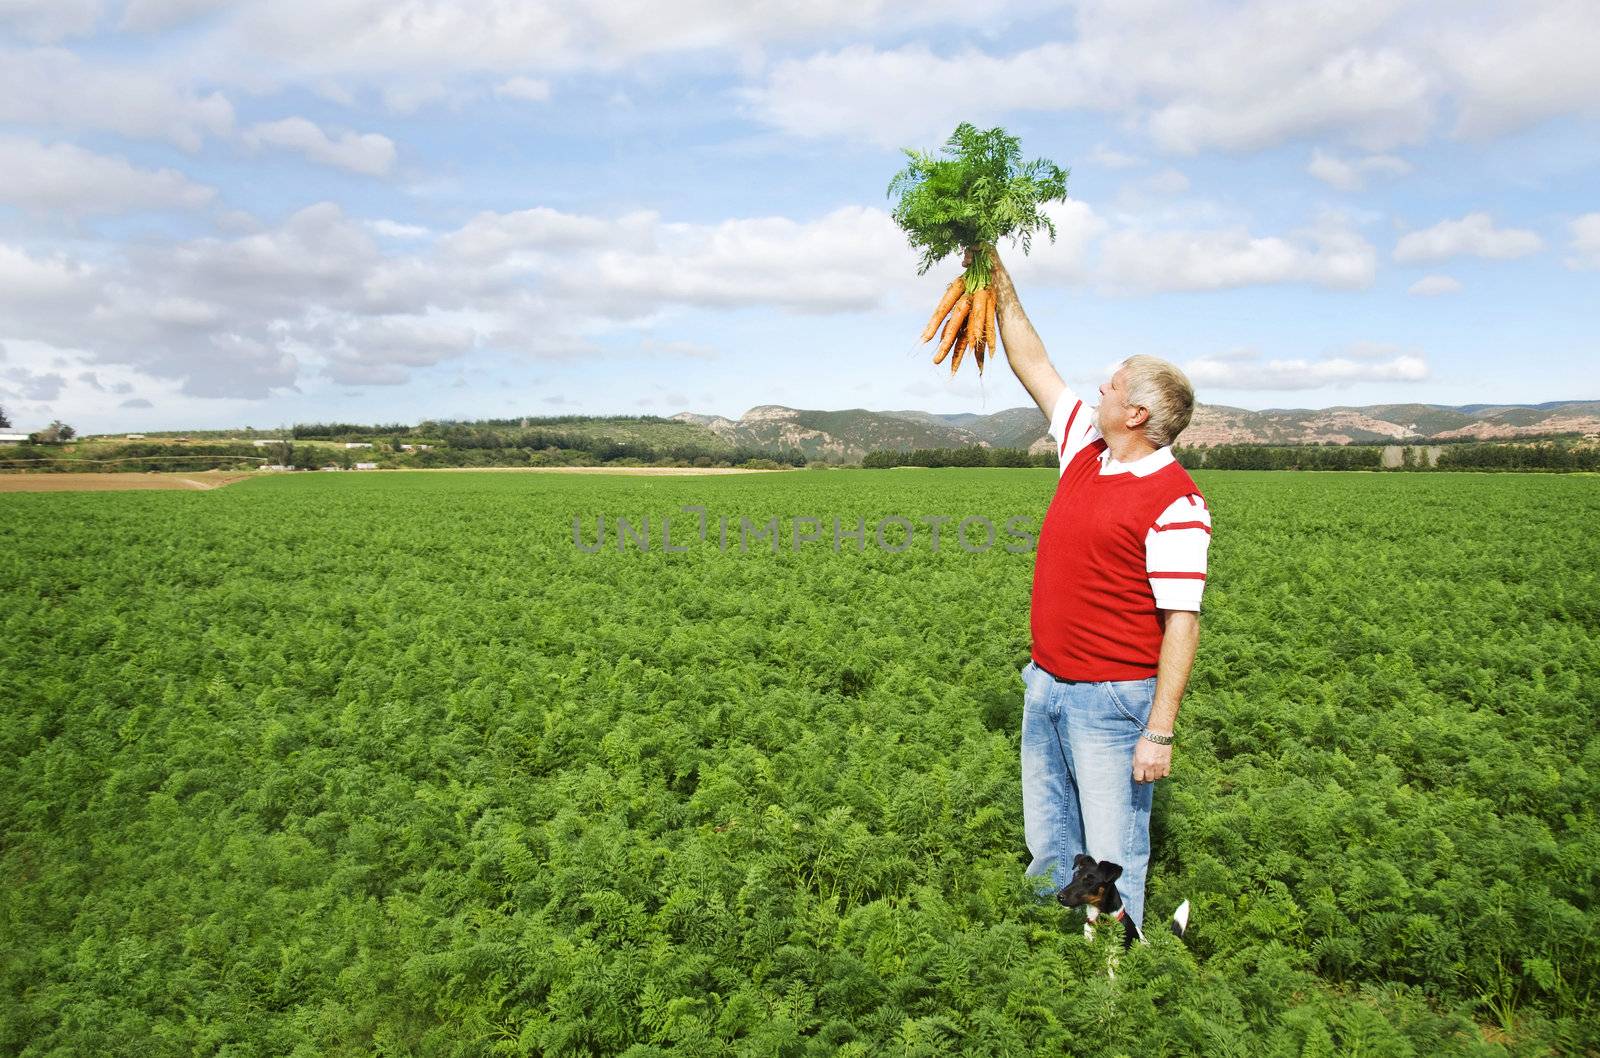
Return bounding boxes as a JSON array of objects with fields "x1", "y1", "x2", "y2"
[{"x1": 886, "y1": 122, "x2": 1070, "y2": 284}]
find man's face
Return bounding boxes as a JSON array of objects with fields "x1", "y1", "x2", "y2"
[{"x1": 1097, "y1": 366, "x2": 1132, "y2": 436}]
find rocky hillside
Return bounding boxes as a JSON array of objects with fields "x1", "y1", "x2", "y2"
[
  {"x1": 1181, "y1": 400, "x2": 1600, "y2": 446},
  {"x1": 670, "y1": 406, "x2": 993, "y2": 461},
  {"x1": 672, "y1": 400, "x2": 1600, "y2": 459}
]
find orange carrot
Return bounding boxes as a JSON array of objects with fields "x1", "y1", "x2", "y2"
[
  {"x1": 920, "y1": 276, "x2": 967, "y2": 343},
  {"x1": 979, "y1": 288, "x2": 992, "y2": 358},
  {"x1": 932, "y1": 307, "x2": 957, "y2": 364},
  {"x1": 969, "y1": 287, "x2": 992, "y2": 374},
  {"x1": 933, "y1": 293, "x2": 971, "y2": 364},
  {"x1": 950, "y1": 319, "x2": 972, "y2": 376},
  {"x1": 970, "y1": 288, "x2": 991, "y2": 350}
]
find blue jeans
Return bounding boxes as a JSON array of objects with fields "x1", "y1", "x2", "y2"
[{"x1": 1020, "y1": 659, "x2": 1157, "y2": 936}]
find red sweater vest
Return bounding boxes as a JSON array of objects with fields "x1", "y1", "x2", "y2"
[{"x1": 1031, "y1": 439, "x2": 1203, "y2": 681}]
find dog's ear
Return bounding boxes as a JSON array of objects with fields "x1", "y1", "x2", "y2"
[
  {"x1": 1073, "y1": 854, "x2": 1097, "y2": 871},
  {"x1": 1097, "y1": 860, "x2": 1123, "y2": 882}
]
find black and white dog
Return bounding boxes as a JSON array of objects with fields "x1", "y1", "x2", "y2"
[{"x1": 1057, "y1": 854, "x2": 1190, "y2": 953}]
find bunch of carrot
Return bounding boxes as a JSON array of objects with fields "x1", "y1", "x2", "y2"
[
  {"x1": 921, "y1": 268, "x2": 998, "y2": 376},
  {"x1": 887, "y1": 123, "x2": 1068, "y2": 381}
]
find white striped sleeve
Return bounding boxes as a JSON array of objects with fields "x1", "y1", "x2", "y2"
[
  {"x1": 1048, "y1": 386, "x2": 1103, "y2": 475},
  {"x1": 1145, "y1": 493, "x2": 1212, "y2": 611}
]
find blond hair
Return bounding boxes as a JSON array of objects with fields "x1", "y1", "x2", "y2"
[{"x1": 1121, "y1": 355, "x2": 1194, "y2": 448}]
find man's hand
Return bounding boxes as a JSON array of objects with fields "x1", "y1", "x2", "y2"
[{"x1": 1133, "y1": 738, "x2": 1172, "y2": 783}]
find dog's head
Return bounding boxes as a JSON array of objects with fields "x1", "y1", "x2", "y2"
[{"x1": 1056, "y1": 854, "x2": 1123, "y2": 910}]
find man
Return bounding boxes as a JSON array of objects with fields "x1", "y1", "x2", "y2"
[{"x1": 988, "y1": 247, "x2": 1211, "y2": 942}]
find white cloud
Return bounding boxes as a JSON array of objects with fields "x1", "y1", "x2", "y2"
[
  {"x1": 1088, "y1": 144, "x2": 1143, "y2": 170},
  {"x1": 18, "y1": 0, "x2": 1598, "y2": 171},
  {"x1": 0, "y1": 137, "x2": 215, "y2": 215},
  {"x1": 0, "y1": 338, "x2": 264, "y2": 431},
  {"x1": 1185, "y1": 348, "x2": 1428, "y2": 390},
  {"x1": 440, "y1": 206, "x2": 652, "y2": 261},
  {"x1": 1407, "y1": 274, "x2": 1461, "y2": 296},
  {"x1": 0, "y1": 244, "x2": 97, "y2": 306},
  {"x1": 119, "y1": 0, "x2": 231, "y2": 32},
  {"x1": 576, "y1": 205, "x2": 913, "y2": 316},
  {"x1": 0, "y1": 0, "x2": 102, "y2": 42},
  {"x1": 495, "y1": 76, "x2": 551, "y2": 102},
  {"x1": 1564, "y1": 213, "x2": 1600, "y2": 270},
  {"x1": 745, "y1": 2, "x2": 1435, "y2": 153},
  {"x1": 1306, "y1": 148, "x2": 1412, "y2": 191},
  {"x1": 369, "y1": 219, "x2": 430, "y2": 239},
  {"x1": 313, "y1": 315, "x2": 478, "y2": 385},
  {"x1": 1342, "y1": 341, "x2": 1405, "y2": 361},
  {"x1": 1393, "y1": 212, "x2": 1543, "y2": 263},
  {"x1": 1099, "y1": 214, "x2": 1375, "y2": 292},
  {"x1": 0, "y1": 47, "x2": 233, "y2": 151},
  {"x1": 745, "y1": 42, "x2": 1076, "y2": 147},
  {"x1": 1148, "y1": 47, "x2": 1433, "y2": 154},
  {"x1": 639, "y1": 338, "x2": 719, "y2": 361},
  {"x1": 0, "y1": 175, "x2": 1478, "y2": 411},
  {"x1": 379, "y1": 80, "x2": 460, "y2": 115},
  {"x1": 0, "y1": 364, "x2": 69, "y2": 400},
  {"x1": 0, "y1": 201, "x2": 918, "y2": 400},
  {"x1": 1439, "y1": 0, "x2": 1600, "y2": 138},
  {"x1": 1144, "y1": 168, "x2": 1190, "y2": 195},
  {"x1": 219, "y1": 0, "x2": 988, "y2": 76},
  {"x1": 1005, "y1": 200, "x2": 1108, "y2": 285},
  {"x1": 243, "y1": 117, "x2": 397, "y2": 176}
]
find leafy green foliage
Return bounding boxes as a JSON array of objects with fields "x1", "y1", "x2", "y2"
[
  {"x1": 1, "y1": 470, "x2": 1595, "y2": 1055},
  {"x1": 862, "y1": 447, "x2": 1047, "y2": 468},
  {"x1": 886, "y1": 124, "x2": 1069, "y2": 283},
  {"x1": 1177, "y1": 445, "x2": 1386, "y2": 470}
]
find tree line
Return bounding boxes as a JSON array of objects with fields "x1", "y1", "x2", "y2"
[
  {"x1": 1434, "y1": 442, "x2": 1600, "y2": 470},
  {"x1": 862, "y1": 446, "x2": 1050, "y2": 468},
  {"x1": 290, "y1": 414, "x2": 678, "y2": 440},
  {"x1": 1174, "y1": 445, "x2": 1385, "y2": 470},
  {"x1": 860, "y1": 441, "x2": 1600, "y2": 472}
]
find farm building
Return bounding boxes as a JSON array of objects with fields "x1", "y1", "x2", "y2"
[
  {"x1": 354, "y1": 462, "x2": 378, "y2": 470},
  {"x1": 344, "y1": 442, "x2": 373, "y2": 449},
  {"x1": 0, "y1": 432, "x2": 30, "y2": 445}
]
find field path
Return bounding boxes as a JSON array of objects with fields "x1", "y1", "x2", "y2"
[
  {"x1": 0, "y1": 472, "x2": 255, "y2": 493},
  {"x1": 400, "y1": 466, "x2": 797, "y2": 476}
]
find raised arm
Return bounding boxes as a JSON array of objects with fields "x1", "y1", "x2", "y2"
[{"x1": 987, "y1": 247, "x2": 1066, "y2": 422}]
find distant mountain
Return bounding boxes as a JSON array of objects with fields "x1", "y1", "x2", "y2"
[
  {"x1": 670, "y1": 400, "x2": 1600, "y2": 459},
  {"x1": 671, "y1": 405, "x2": 991, "y2": 460},
  {"x1": 1182, "y1": 400, "x2": 1600, "y2": 445},
  {"x1": 880, "y1": 407, "x2": 1049, "y2": 448}
]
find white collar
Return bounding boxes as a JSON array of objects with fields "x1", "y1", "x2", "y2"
[{"x1": 1098, "y1": 444, "x2": 1174, "y2": 477}]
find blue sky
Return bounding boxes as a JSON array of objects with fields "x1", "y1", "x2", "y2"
[{"x1": 0, "y1": 0, "x2": 1596, "y2": 435}]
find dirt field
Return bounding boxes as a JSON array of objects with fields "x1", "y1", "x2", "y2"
[
  {"x1": 0, "y1": 472, "x2": 255, "y2": 493},
  {"x1": 0, "y1": 467, "x2": 796, "y2": 492},
  {"x1": 409, "y1": 466, "x2": 796, "y2": 476}
]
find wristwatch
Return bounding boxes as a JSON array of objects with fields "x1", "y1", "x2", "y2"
[{"x1": 1140, "y1": 729, "x2": 1174, "y2": 746}]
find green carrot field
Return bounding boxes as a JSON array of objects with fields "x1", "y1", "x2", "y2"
[{"x1": 3, "y1": 470, "x2": 1597, "y2": 1057}]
